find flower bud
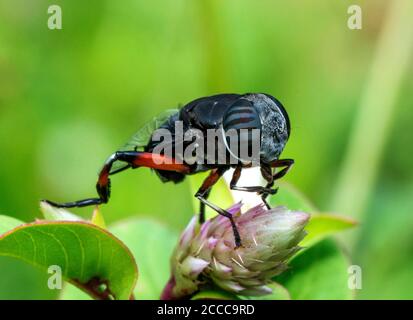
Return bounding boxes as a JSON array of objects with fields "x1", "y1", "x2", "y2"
[{"x1": 161, "y1": 203, "x2": 309, "y2": 299}]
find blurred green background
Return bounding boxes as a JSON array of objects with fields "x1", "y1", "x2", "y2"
[{"x1": 0, "y1": 0, "x2": 412, "y2": 299}]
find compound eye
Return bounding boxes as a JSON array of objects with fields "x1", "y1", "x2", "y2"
[
  {"x1": 271, "y1": 97, "x2": 290, "y2": 138},
  {"x1": 222, "y1": 99, "x2": 261, "y2": 132},
  {"x1": 275, "y1": 114, "x2": 287, "y2": 135},
  {"x1": 222, "y1": 99, "x2": 262, "y2": 164}
]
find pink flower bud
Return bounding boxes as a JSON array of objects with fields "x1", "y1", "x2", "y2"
[{"x1": 161, "y1": 203, "x2": 309, "y2": 299}]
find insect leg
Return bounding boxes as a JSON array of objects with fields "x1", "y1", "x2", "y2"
[
  {"x1": 260, "y1": 164, "x2": 275, "y2": 209},
  {"x1": 261, "y1": 158, "x2": 295, "y2": 207},
  {"x1": 43, "y1": 153, "x2": 118, "y2": 208},
  {"x1": 198, "y1": 188, "x2": 211, "y2": 224},
  {"x1": 269, "y1": 158, "x2": 295, "y2": 179},
  {"x1": 229, "y1": 165, "x2": 277, "y2": 209},
  {"x1": 196, "y1": 194, "x2": 242, "y2": 247},
  {"x1": 195, "y1": 167, "x2": 227, "y2": 224},
  {"x1": 195, "y1": 167, "x2": 242, "y2": 247},
  {"x1": 44, "y1": 151, "x2": 191, "y2": 208}
]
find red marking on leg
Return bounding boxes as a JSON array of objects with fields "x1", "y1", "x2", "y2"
[
  {"x1": 133, "y1": 153, "x2": 190, "y2": 173},
  {"x1": 98, "y1": 165, "x2": 110, "y2": 187}
]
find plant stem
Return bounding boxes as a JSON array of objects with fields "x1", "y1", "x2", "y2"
[{"x1": 331, "y1": 1, "x2": 413, "y2": 225}]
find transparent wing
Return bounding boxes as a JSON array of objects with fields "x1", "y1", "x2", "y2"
[{"x1": 110, "y1": 109, "x2": 179, "y2": 174}]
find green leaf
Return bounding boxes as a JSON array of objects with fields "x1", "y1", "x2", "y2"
[
  {"x1": 91, "y1": 207, "x2": 107, "y2": 229},
  {"x1": 0, "y1": 256, "x2": 58, "y2": 300},
  {"x1": 192, "y1": 282, "x2": 291, "y2": 300},
  {"x1": 239, "y1": 282, "x2": 291, "y2": 300},
  {"x1": 353, "y1": 185, "x2": 413, "y2": 299},
  {"x1": 0, "y1": 216, "x2": 58, "y2": 299},
  {"x1": 0, "y1": 218, "x2": 138, "y2": 300},
  {"x1": 188, "y1": 173, "x2": 234, "y2": 220},
  {"x1": 269, "y1": 182, "x2": 317, "y2": 213},
  {"x1": 301, "y1": 213, "x2": 357, "y2": 248},
  {"x1": 40, "y1": 201, "x2": 83, "y2": 222},
  {"x1": 60, "y1": 217, "x2": 177, "y2": 300},
  {"x1": 192, "y1": 289, "x2": 239, "y2": 300},
  {"x1": 111, "y1": 218, "x2": 177, "y2": 299},
  {"x1": 259, "y1": 282, "x2": 291, "y2": 300},
  {"x1": 269, "y1": 183, "x2": 356, "y2": 249},
  {"x1": 0, "y1": 216, "x2": 24, "y2": 235},
  {"x1": 59, "y1": 283, "x2": 91, "y2": 300},
  {"x1": 275, "y1": 238, "x2": 353, "y2": 299}
]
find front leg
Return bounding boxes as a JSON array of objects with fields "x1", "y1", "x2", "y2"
[
  {"x1": 198, "y1": 188, "x2": 211, "y2": 224},
  {"x1": 229, "y1": 166, "x2": 277, "y2": 209},
  {"x1": 229, "y1": 160, "x2": 294, "y2": 209},
  {"x1": 195, "y1": 167, "x2": 243, "y2": 247},
  {"x1": 195, "y1": 167, "x2": 228, "y2": 224},
  {"x1": 261, "y1": 159, "x2": 295, "y2": 207}
]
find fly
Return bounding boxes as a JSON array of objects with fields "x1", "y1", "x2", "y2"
[{"x1": 44, "y1": 93, "x2": 294, "y2": 247}]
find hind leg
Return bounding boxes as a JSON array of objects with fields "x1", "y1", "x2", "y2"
[{"x1": 43, "y1": 151, "x2": 191, "y2": 208}]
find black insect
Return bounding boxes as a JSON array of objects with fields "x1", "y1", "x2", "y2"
[{"x1": 44, "y1": 93, "x2": 293, "y2": 247}]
